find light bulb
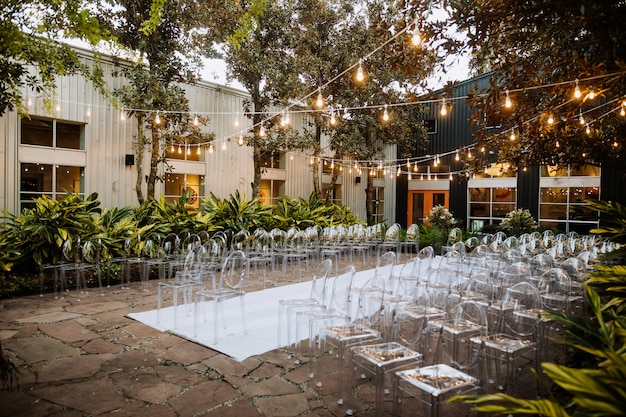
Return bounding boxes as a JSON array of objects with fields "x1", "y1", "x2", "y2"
[
  {"x1": 579, "y1": 109, "x2": 585, "y2": 125},
  {"x1": 187, "y1": 146, "x2": 191, "y2": 155},
  {"x1": 574, "y1": 79, "x2": 582, "y2": 99},
  {"x1": 170, "y1": 142, "x2": 175, "y2": 152},
  {"x1": 586, "y1": 124, "x2": 591, "y2": 134},
  {"x1": 316, "y1": 88, "x2": 324, "y2": 108},
  {"x1": 547, "y1": 114, "x2": 554, "y2": 125},
  {"x1": 467, "y1": 149, "x2": 472, "y2": 159},
  {"x1": 614, "y1": 141, "x2": 619, "y2": 147},
  {"x1": 407, "y1": 159, "x2": 411, "y2": 168},
  {"x1": 621, "y1": 107, "x2": 626, "y2": 117},
  {"x1": 382, "y1": 105, "x2": 389, "y2": 122},
  {"x1": 310, "y1": 156, "x2": 314, "y2": 164},
  {"x1": 120, "y1": 110, "x2": 126, "y2": 121},
  {"x1": 582, "y1": 152, "x2": 586, "y2": 157},
  {"x1": 455, "y1": 151, "x2": 460, "y2": 161},
  {"x1": 56, "y1": 103, "x2": 61, "y2": 113},
  {"x1": 411, "y1": 31, "x2": 421, "y2": 46},
  {"x1": 27, "y1": 97, "x2": 32, "y2": 107},
  {"x1": 178, "y1": 144, "x2": 182, "y2": 154},
  {"x1": 86, "y1": 107, "x2": 91, "y2": 118},
  {"x1": 209, "y1": 145, "x2": 213, "y2": 154},
  {"x1": 238, "y1": 134, "x2": 244, "y2": 146},
  {"x1": 510, "y1": 130, "x2": 516, "y2": 141},
  {"x1": 259, "y1": 126, "x2": 265, "y2": 137},
  {"x1": 234, "y1": 112, "x2": 240, "y2": 127},
  {"x1": 197, "y1": 144, "x2": 201, "y2": 155},
  {"x1": 588, "y1": 89, "x2": 595, "y2": 100},
  {"x1": 155, "y1": 111, "x2": 161, "y2": 125},
  {"x1": 397, "y1": 167, "x2": 401, "y2": 176},
  {"x1": 556, "y1": 140, "x2": 560, "y2": 148},
  {"x1": 221, "y1": 141, "x2": 226, "y2": 151},
  {"x1": 440, "y1": 99, "x2": 447, "y2": 116},
  {"x1": 193, "y1": 114, "x2": 199, "y2": 126},
  {"x1": 355, "y1": 59, "x2": 365, "y2": 82},
  {"x1": 504, "y1": 90, "x2": 512, "y2": 108},
  {"x1": 449, "y1": 173, "x2": 453, "y2": 181},
  {"x1": 408, "y1": 173, "x2": 412, "y2": 180},
  {"x1": 330, "y1": 112, "x2": 337, "y2": 126}
]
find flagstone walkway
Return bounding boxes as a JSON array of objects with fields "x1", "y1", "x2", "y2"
[{"x1": 0, "y1": 252, "x2": 539, "y2": 416}]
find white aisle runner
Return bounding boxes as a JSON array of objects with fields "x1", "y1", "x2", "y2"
[{"x1": 127, "y1": 266, "x2": 378, "y2": 361}]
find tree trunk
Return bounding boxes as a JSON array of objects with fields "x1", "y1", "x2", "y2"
[
  {"x1": 146, "y1": 124, "x2": 160, "y2": 199},
  {"x1": 312, "y1": 125, "x2": 322, "y2": 200},
  {"x1": 366, "y1": 172, "x2": 376, "y2": 224},
  {"x1": 252, "y1": 143, "x2": 262, "y2": 198},
  {"x1": 135, "y1": 115, "x2": 145, "y2": 204}
]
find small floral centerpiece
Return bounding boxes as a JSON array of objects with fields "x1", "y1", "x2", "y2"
[
  {"x1": 424, "y1": 205, "x2": 457, "y2": 230},
  {"x1": 499, "y1": 208, "x2": 538, "y2": 236}
]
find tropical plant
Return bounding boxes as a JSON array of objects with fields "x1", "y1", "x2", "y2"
[
  {"x1": 0, "y1": 193, "x2": 101, "y2": 270},
  {"x1": 202, "y1": 190, "x2": 272, "y2": 233}
]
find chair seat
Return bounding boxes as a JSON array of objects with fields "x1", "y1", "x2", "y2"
[
  {"x1": 396, "y1": 364, "x2": 479, "y2": 397},
  {"x1": 472, "y1": 334, "x2": 535, "y2": 354}
]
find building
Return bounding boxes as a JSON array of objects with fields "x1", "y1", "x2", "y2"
[
  {"x1": 397, "y1": 73, "x2": 626, "y2": 233},
  {"x1": 0, "y1": 46, "x2": 398, "y2": 223}
]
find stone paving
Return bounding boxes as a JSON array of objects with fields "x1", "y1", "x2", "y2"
[{"x1": 0, "y1": 253, "x2": 543, "y2": 416}]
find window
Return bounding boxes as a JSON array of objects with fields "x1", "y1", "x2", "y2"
[
  {"x1": 260, "y1": 179, "x2": 284, "y2": 205},
  {"x1": 164, "y1": 173, "x2": 205, "y2": 208},
  {"x1": 539, "y1": 164, "x2": 600, "y2": 233},
  {"x1": 20, "y1": 163, "x2": 84, "y2": 209},
  {"x1": 322, "y1": 183, "x2": 342, "y2": 205},
  {"x1": 260, "y1": 151, "x2": 284, "y2": 169},
  {"x1": 372, "y1": 187, "x2": 385, "y2": 224},
  {"x1": 21, "y1": 118, "x2": 83, "y2": 149},
  {"x1": 469, "y1": 187, "x2": 517, "y2": 226}
]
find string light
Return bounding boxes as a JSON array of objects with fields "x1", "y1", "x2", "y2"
[
  {"x1": 408, "y1": 173, "x2": 412, "y2": 180},
  {"x1": 259, "y1": 126, "x2": 265, "y2": 137},
  {"x1": 407, "y1": 159, "x2": 411, "y2": 168},
  {"x1": 86, "y1": 107, "x2": 91, "y2": 118},
  {"x1": 316, "y1": 88, "x2": 324, "y2": 108},
  {"x1": 209, "y1": 145, "x2": 214, "y2": 154},
  {"x1": 467, "y1": 149, "x2": 472, "y2": 159},
  {"x1": 238, "y1": 134, "x2": 244, "y2": 146},
  {"x1": 178, "y1": 143, "x2": 182, "y2": 154},
  {"x1": 510, "y1": 129, "x2": 516, "y2": 140},
  {"x1": 221, "y1": 140, "x2": 227, "y2": 151},
  {"x1": 440, "y1": 98, "x2": 447, "y2": 116},
  {"x1": 613, "y1": 141, "x2": 619, "y2": 147},
  {"x1": 573, "y1": 79, "x2": 582, "y2": 99},
  {"x1": 449, "y1": 173, "x2": 453, "y2": 181},
  {"x1": 310, "y1": 156, "x2": 314, "y2": 164},
  {"x1": 55, "y1": 102, "x2": 61, "y2": 113},
  {"x1": 556, "y1": 140, "x2": 560, "y2": 148},
  {"x1": 234, "y1": 112, "x2": 240, "y2": 127},
  {"x1": 455, "y1": 150, "x2": 460, "y2": 161},
  {"x1": 621, "y1": 106, "x2": 626, "y2": 117},
  {"x1": 193, "y1": 113, "x2": 199, "y2": 126},
  {"x1": 382, "y1": 105, "x2": 389, "y2": 122},
  {"x1": 355, "y1": 59, "x2": 365, "y2": 82},
  {"x1": 504, "y1": 90, "x2": 512, "y2": 108},
  {"x1": 547, "y1": 114, "x2": 554, "y2": 125},
  {"x1": 120, "y1": 110, "x2": 126, "y2": 121},
  {"x1": 187, "y1": 145, "x2": 191, "y2": 155},
  {"x1": 588, "y1": 88, "x2": 595, "y2": 100},
  {"x1": 27, "y1": 97, "x2": 32, "y2": 107},
  {"x1": 578, "y1": 108, "x2": 585, "y2": 125},
  {"x1": 330, "y1": 111, "x2": 337, "y2": 126},
  {"x1": 585, "y1": 124, "x2": 591, "y2": 134},
  {"x1": 171, "y1": 142, "x2": 175, "y2": 152},
  {"x1": 411, "y1": 26, "x2": 421, "y2": 46},
  {"x1": 197, "y1": 144, "x2": 201, "y2": 155},
  {"x1": 155, "y1": 111, "x2": 161, "y2": 125}
]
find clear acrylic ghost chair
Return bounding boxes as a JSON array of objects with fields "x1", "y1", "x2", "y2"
[
  {"x1": 394, "y1": 300, "x2": 488, "y2": 417},
  {"x1": 295, "y1": 265, "x2": 356, "y2": 385},
  {"x1": 471, "y1": 281, "x2": 543, "y2": 394},
  {"x1": 441, "y1": 227, "x2": 463, "y2": 256},
  {"x1": 318, "y1": 276, "x2": 386, "y2": 409},
  {"x1": 59, "y1": 237, "x2": 103, "y2": 300},
  {"x1": 400, "y1": 223, "x2": 421, "y2": 260},
  {"x1": 157, "y1": 245, "x2": 207, "y2": 329},
  {"x1": 193, "y1": 250, "x2": 248, "y2": 344},
  {"x1": 277, "y1": 258, "x2": 332, "y2": 360},
  {"x1": 377, "y1": 223, "x2": 402, "y2": 261},
  {"x1": 246, "y1": 229, "x2": 275, "y2": 288},
  {"x1": 536, "y1": 267, "x2": 573, "y2": 363}
]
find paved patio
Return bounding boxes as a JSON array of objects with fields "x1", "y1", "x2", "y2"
[{"x1": 0, "y1": 253, "x2": 540, "y2": 416}]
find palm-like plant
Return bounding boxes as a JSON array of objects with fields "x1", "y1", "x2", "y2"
[{"x1": 202, "y1": 190, "x2": 272, "y2": 233}]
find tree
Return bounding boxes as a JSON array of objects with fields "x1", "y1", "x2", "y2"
[
  {"x1": 438, "y1": 0, "x2": 626, "y2": 170},
  {"x1": 223, "y1": 0, "x2": 315, "y2": 199},
  {"x1": 97, "y1": 0, "x2": 240, "y2": 203},
  {"x1": 296, "y1": 0, "x2": 433, "y2": 222},
  {"x1": 0, "y1": 0, "x2": 109, "y2": 116}
]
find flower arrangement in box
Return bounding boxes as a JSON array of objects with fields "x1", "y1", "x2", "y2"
[{"x1": 499, "y1": 208, "x2": 538, "y2": 236}]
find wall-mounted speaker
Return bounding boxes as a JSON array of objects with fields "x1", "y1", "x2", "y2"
[
  {"x1": 355, "y1": 176, "x2": 361, "y2": 184},
  {"x1": 125, "y1": 154, "x2": 135, "y2": 166}
]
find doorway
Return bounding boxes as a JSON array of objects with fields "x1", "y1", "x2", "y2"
[{"x1": 408, "y1": 190, "x2": 449, "y2": 225}]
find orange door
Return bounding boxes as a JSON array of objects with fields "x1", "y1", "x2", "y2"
[{"x1": 407, "y1": 190, "x2": 449, "y2": 225}]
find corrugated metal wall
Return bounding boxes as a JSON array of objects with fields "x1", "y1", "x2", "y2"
[{"x1": 0, "y1": 46, "x2": 399, "y2": 223}]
